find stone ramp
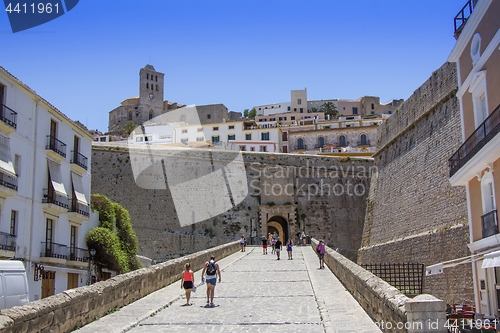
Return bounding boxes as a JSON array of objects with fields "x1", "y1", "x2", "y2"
[{"x1": 77, "y1": 246, "x2": 381, "y2": 333}]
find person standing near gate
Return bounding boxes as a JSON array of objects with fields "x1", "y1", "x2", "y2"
[
  {"x1": 201, "y1": 256, "x2": 221, "y2": 307},
  {"x1": 286, "y1": 239, "x2": 293, "y2": 260},
  {"x1": 262, "y1": 236, "x2": 268, "y2": 255},
  {"x1": 275, "y1": 237, "x2": 282, "y2": 260}
]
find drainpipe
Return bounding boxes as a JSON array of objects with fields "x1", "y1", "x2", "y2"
[{"x1": 27, "y1": 98, "x2": 39, "y2": 283}]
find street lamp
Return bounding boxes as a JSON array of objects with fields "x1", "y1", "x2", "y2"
[{"x1": 87, "y1": 248, "x2": 96, "y2": 285}]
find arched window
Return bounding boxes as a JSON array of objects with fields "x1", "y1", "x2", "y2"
[
  {"x1": 360, "y1": 134, "x2": 367, "y2": 145},
  {"x1": 338, "y1": 135, "x2": 346, "y2": 147},
  {"x1": 149, "y1": 110, "x2": 153, "y2": 120},
  {"x1": 297, "y1": 138, "x2": 304, "y2": 150},
  {"x1": 481, "y1": 171, "x2": 496, "y2": 214},
  {"x1": 146, "y1": 83, "x2": 149, "y2": 89},
  {"x1": 128, "y1": 111, "x2": 132, "y2": 121},
  {"x1": 318, "y1": 137, "x2": 325, "y2": 148}
]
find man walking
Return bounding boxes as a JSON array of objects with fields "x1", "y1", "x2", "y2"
[
  {"x1": 201, "y1": 256, "x2": 221, "y2": 307},
  {"x1": 275, "y1": 237, "x2": 282, "y2": 260},
  {"x1": 262, "y1": 236, "x2": 268, "y2": 254}
]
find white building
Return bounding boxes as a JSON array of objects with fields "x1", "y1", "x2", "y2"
[{"x1": 0, "y1": 67, "x2": 98, "y2": 302}]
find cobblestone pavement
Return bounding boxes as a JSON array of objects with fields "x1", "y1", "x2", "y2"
[{"x1": 78, "y1": 246, "x2": 381, "y2": 333}]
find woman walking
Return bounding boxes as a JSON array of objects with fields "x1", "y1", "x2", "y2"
[
  {"x1": 286, "y1": 239, "x2": 293, "y2": 260},
  {"x1": 240, "y1": 236, "x2": 245, "y2": 252},
  {"x1": 316, "y1": 240, "x2": 325, "y2": 269},
  {"x1": 180, "y1": 263, "x2": 194, "y2": 306},
  {"x1": 201, "y1": 256, "x2": 221, "y2": 307}
]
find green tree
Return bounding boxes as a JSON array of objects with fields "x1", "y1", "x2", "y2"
[
  {"x1": 319, "y1": 102, "x2": 338, "y2": 118},
  {"x1": 248, "y1": 108, "x2": 257, "y2": 119},
  {"x1": 87, "y1": 194, "x2": 141, "y2": 275},
  {"x1": 122, "y1": 121, "x2": 137, "y2": 136},
  {"x1": 243, "y1": 109, "x2": 249, "y2": 118},
  {"x1": 310, "y1": 107, "x2": 318, "y2": 113}
]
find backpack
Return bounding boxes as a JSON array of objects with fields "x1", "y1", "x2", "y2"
[{"x1": 206, "y1": 262, "x2": 216, "y2": 276}]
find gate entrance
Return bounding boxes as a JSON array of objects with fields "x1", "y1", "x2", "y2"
[
  {"x1": 259, "y1": 204, "x2": 297, "y2": 245},
  {"x1": 268, "y1": 216, "x2": 288, "y2": 243}
]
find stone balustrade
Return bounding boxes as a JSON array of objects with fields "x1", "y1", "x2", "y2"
[{"x1": 0, "y1": 240, "x2": 240, "y2": 333}]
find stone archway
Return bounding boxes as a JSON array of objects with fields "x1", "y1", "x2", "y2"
[{"x1": 259, "y1": 204, "x2": 297, "y2": 244}]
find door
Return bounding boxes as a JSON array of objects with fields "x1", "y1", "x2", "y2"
[
  {"x1": 50, "y1": 120, "x2": 57, "y2": 149},
  {"x1": 45, "y1": 219, "x2": 53, "y2": 257},
  {"x1": 41, "y1": 271, "x2": 55, "y2": 299},
  {"x1": 73, "y1": 136, "x2": 80, "y2": 162},
  {"x1": 67, "y1": 273, "x2": 78, "y2": 290}
]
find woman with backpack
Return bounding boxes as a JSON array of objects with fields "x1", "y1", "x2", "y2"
[
  {"x1": 201, "y1": 256, "x2": 221, "y2": 307},
  {"x1": 180, "y1": 263, "x2": 194, "y2": 306}
]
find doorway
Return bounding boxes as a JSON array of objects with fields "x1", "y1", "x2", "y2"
[
  {"x1": 41, "y1": 271, "x2": 55, "y2": 299},
  {"x1": 268, "y1": 216, "x2": 288, "y2": 243}
]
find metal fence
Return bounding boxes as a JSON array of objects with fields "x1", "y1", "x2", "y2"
[{"x1": 361, "y1": 263, "x2": 424, "y2": 296}]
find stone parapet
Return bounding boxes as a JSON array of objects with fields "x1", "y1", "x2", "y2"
[{"x1": 0, "y1": 241, "x2": 240, "y2": 333}]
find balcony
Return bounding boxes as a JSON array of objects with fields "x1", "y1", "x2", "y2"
[
  {"x1": 70, "y1": 151, "x2": 88, "y2": 171},
  {"x1": 0, "y1": 232, "x2": 16, "y2": 257},
  {"x1": 42, "y1": 188, "x2": 69, "y2": 215},
  {"x1": 454, "y1": 0, "x2": 475, "y2": 39},
  {"x1": 67, "y1": 247, "x2": 89, "y2": 268},
  {"x1": 0, "y1": 104, "x2": 17, "y2": 132},
  {"x1": 449, "y1": 103, "x2": 500, "y2": 177},
  {"x1": 46, "y1": 135, "x2": 67, "y2": 160},
  {"x1": 482, "y1": 210, "x2": 498, "y2": 239},
  {"x1": 40, "y1": 241, "x2": 69, "y2": 264},
  {"x1": 68, "y1": 199, "x2": 90, "y2": 223},
  {"x1": 0, "y1": 172, "x2": 17, "y2": 197}
]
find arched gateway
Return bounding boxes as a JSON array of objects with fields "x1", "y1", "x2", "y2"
[{"x1": 259, "y1": 205, "x2": 297, "y2": 244}]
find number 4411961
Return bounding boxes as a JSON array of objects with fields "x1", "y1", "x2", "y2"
[{"x1": 6, "y1": 2, "x2": 59, "y2": 14}]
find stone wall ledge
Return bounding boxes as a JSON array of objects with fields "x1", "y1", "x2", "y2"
[{"x1": 0, "y1": 240, "x2": 240, "y2": 333}]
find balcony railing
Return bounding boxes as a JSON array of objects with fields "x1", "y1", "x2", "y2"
[
  {"x1": 454, "y1": 0, "x2": 475, "y2": 38},
  {"x1": 42, "y1": 188, "x2": 69, "y2": 209},
  {"x1": 40, "y1": 241, "x2": 69, "y2": 259},
  {"x1": 0, "y1": 231, "x2": 16, "y2": 252},
  {"x1": 70, "y1": 151, "x2": 88, "y2": 170},
  {"x1": 69, "y1": 199, "x2": 90, "y2": 217},
  {"x1": 482, "y1": 210, "x2": 499, "y2": 239},
  {"x1": 69, "y1": 247, "x2": 89, "y2": 262},
  {"x1": 46, "y1": 135, "x2": 67, "y2": 158},
  {"x1": 0, "y1": 172, "x2": 17, "y2": 191},
  {"x1": 0, "y1": 104, "x2": 17, "y2": 129},
  {"x1": 449, "y1": 103, "x2": 500, "y2": 177}
]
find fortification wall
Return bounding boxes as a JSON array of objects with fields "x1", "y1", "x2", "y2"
[
  {"x1": 359, "y1": 62, "x2": 473, "y2": 305},
  {"x1": 91, "y1": 148, "x2": 374, "y2": 261}
]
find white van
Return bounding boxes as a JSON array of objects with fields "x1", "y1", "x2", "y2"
[{"x1": 0, "y1": 261, "x2": 29, "y2": 310}]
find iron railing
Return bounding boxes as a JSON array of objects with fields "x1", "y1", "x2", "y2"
[
  {"x1": 454, "y1": 0, "x2": 475, "y2": 38},
  {"x1": 69, "y1": 247, "x2": 89, "y2": 262},
  {"x1": 0, "y1": 231, "x2": 16, "y2": 251},
  {"x1": 361, "y1": 263, "x2": 424, "y2": 296},
  {"x1": 0, "y1": 172, "x2": 17, "y2": 191},
  {"x1": 0, "y1": 104, "x2": 17, "y2": 129},
  {"x1": 42, "y1": 188, "x2": 69, "y2": 209},
  {"x1": 482, "y1": 210, "x2": 498, "y2": 239},
  {"x1": 46, "y1": 135, "x2": 67, "y2": 158},
  {"x1": 449, "y1": 103, "x2": 500, "y2": 177},
  {"x1": 70, "y1": 151, "x2": 88, "y2": 170},
  {"x1": 40, "y1": 241, "x2": 69, "y2": 259},
  {"x1": 69, "y1": 199, "x2": 89, "y2": 217}
]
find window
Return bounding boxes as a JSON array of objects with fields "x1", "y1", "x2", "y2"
[
  {"x1": 181, "y1": 138, "x2": 188, "y2": 145},
  {"x1": 228, "y1": 125, "x2": 235, "y2": 130},
  {"x1": 294, "y1": 108, "x2": 297, "y2": 112},
  {"x1": 149, "y1": 110, "x2": 153, "y2": 120},
  {"x1": 70, "y1": 226, "x2": 76, "y2": 260},
  {"x1": 213, "y1": 126, "x2": 219, "y2": 131},
  {"x1": 197, "y1": 128, "x2": 203, "y2": 132},
  {"x1": 182, "y1": 129, "x2": 188, "y2": 134},
  {"x1": 147, "y1": 136, "x2": 152, "y2": 141},
  {"x1": 239, "y1": 146, "x2": 246, "y2": 151},
  {"x1": 10, "y1": 211, "x2": 17, "y2": 235},
  {"x1": 297, "y1": 138, "x2": 304, "y2": 150},
  {"x1": 151, "y1": 84, "x2": 154, "y2": 90},
  {"x1": 136, "y1": 137, "x2": 143, "y2": 142},
  {"x1": 146, "y1": 83, "x2": 149, "y2": 89},
  {"x1": 228, "y1": 135, "x2": 235, "y2": 141},
  {"x1": 246, "y1": 134, "x2": 251, "y2": 140},
  {"x1": 371, "y1": 103, "x2": 375, "y2": 110},
  {"x1": 360, "y1": 134, "x2": 367, "y2": 145},
  {"x1": 282, "y1": 132, "x2": 288, "y2": 141},
  {"x1": 291, "y1": 116, "x2": 295, "y2": 120},
  {"x1": 338, "y1": 135, "x2": 346, "y2": 147},
  {"x1": 212, "y1": 136, "x2": 219, "y2": 143},
  {"x1": 300, "y1": 108, "x2": 303, "y2": 113},
  {"x1": 207, "y1": 114, "x2": 211, "y2": 119},
  {"x1": 196, "y1": 137, "x2": 204, "y2": 141},
  {"x1": 128, "y1": 111, "x2": 132, "y2": 121},
  {"x1": 45, "y1": 218, "x2": 53, "y2": 256},
  {"x1": 288, "y1": 106, "x2": 291, "y2": 111},
  {"x1": 14, "y1": 154, "x2": 20, "y2": 177},
  {"x1": 261, "y1": 132, "x2": 269, "y2": 140},
  {"x1": 250, "y1": 147, "x2": 255, "y2": 151},
  {"x1": 155, "y1": 75, "x2": 158, "y2": 82},
  {"x1": 318, "y1": 137, "x2": 325, "y2": 148},
  {"x1": 298, "y1": 99, "x2": 302, "y2": 105},
  {"x1": 353, "y1": 107, "x2": 358, "y2": 115},
  {"x1": 481, "y1": 171, "x2": 496, "y2": 214},
  {"x1": 371, "y1": 111, "x2": 375, "y2": 115},
  {"x1": 471, "y1": 71, "x2": 488, "y2": 127},
  {"x1": 260, "y1": 146, "x2": 267, "y2": 152},
  {"x1": 147, "y1": 73, "x2": 149, "y2": 80}
]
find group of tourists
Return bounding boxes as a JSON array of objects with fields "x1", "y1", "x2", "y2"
[{"x1": 262, "y1": 232, "x2": 293, "y2": 260}]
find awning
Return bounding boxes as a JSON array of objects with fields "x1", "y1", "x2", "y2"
[
  {"x1": 0, "y1": 135, "x2": 16, "y2": 178},
  {"x1": 71, "y1": 172, "x2": 88, "y2": 205},
  {"x1": 482, "y1": 250, "x2": 500, "y2": 269},
  {"x1": 47, "y1": 160, "x2": 67, "y2": 198}
]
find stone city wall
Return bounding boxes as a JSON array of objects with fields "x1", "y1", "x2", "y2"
[
  {"x1": 359, "y1": 62, "x2": 474, "y2": 305},
  {"x1": 0, "y1": 241, "x2": 240, "y2": 333},
  {"x1": 91, "y1": 147, "x2": 374, "y2": 261}
]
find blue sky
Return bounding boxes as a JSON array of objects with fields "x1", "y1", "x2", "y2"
[{"x1": 2, "y1": 0, "x2": 464, "y2": 132}]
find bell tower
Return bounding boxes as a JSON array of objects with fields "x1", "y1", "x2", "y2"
[{"x1": 139, "y1": 65, "x2": 164, "y2": 110}]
